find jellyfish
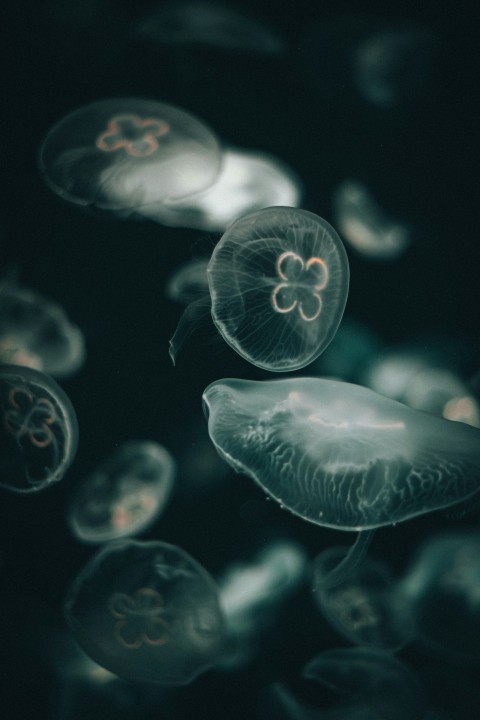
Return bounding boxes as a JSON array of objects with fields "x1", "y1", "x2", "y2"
[
  {"x1": 165, "y1": 258, "x2": 210, "y2": 306},
  {"x1": 0, "y1": 364, "x2": 78, "y2": 493},
  {"x1": 136, "y1": 0, "x2": 286, "y2": 55},
  {"x1": 401, "y1": 533, "x2": 480, "y2": 664},
  {"x1": 312, "y1": 546, "x2": 413, "y2": 650},
  {"x1": 0, "y1": 280, "x2": 85, "y2": 377},
  {"x1": 332, "y1": 180, "x2": 410, "y2": 260},
  {"x1": 170, "y1": 207, "x2": 349, "y2": 372},
  {"x1": 64, "y1": 540, "x2": 225, "y2": 685},
  {"x1": 140, "y1": 147, "x2": 303, "y2": 232},
  {"x1": 203, "y1": 377, "x2": 480, "y2": 531},
  {"x1": 68, "y1": 441, "x2": 176, "y2": 544},
  {"x1": 39, "y1": 98, "x2": 222, "y2": 211}
]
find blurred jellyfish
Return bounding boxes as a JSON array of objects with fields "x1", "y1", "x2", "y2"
[
  {"x1": 401, "y1": 533, "x2": 480, "y2": 664},
  {"x1": 354, "y1": 26, "x2": 438, "y2": 107},
  {"x1": 0, "y1": 281, "x2": 85, "y2": 377},
  {"x1": 313, "y1": 546, "x2": 413, "y2": 650},
  {"x1": 203, "y1": 377, "x2": 480, "y2": 530},
  {"x1": 332, "y1": 180, "x2": 410, "y2": 260},
  {"x1": 165, "y1": 258, "x2": 209, "y2": 306},
  {"x1": 303, "y1": 647, "x2": 431, "y2": 720},
  {"x1": 137, "y1": 1, "x2": 286, "y2": 55},
  {"x1": 311, "y1": 318, "x2": 382, "y2": 382},
  {"x1": 68, "y1": 441, "x2": 176, "y2": 544},
  {"x1": 218, "y1": 540, "x2": 307, "y2": 667},
  {"x1": 39, "y1": 98, "x2": 222, "y2": 211},
  {"x1": 65, "y1": 540, "x2": 225, "y2": 685},
  {"x1": 139, "y1": 147, "x2": 303, "y2": 231},
  {"x1": 170, "y1": 207, "x2": 349, "y2": 372},
  {"x1": 0, "y1": 365, "x2": 78, "y2": 493}
]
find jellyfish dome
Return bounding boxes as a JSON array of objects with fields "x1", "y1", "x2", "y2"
[
  {"x1": 0, "y1": 365, "x2": 78, "y2": 493},
  {"x1": 68, "y1": 441, "x2": 176, "y2": 544},
  {"x1": 0, "y1": 281, "x2": 85, "y2": 377},
  {"x1": 39, "y1": 98, "x2": 222, "y2": 211},
  {"x1": 203, "y1": 377, "x2": 480, "y2": 530},
  {"x1": 207, "y1": 207, "x2": 349, "y2": 371},
  {"x1": 64, "y1": 540, "x2": 225, "y2": 685}
]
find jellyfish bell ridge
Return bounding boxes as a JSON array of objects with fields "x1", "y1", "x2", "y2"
[
  {"x1": 206, "y1": 206, "x2": 349, "y2": 372},
  {"x1": 202, "y1": 377, "x2": 480, "y2": 531}
]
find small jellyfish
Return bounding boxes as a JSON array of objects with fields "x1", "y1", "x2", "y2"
[
  {"x1": 0, "y1": 281, "x2": 85, "y2": 377},
  {"x1": 140, "y1": 147, "x2": 303, "y2": 232},
  {"x1": 68, "y1": 441, "x2": 176, "y2": 544},
  {"x1": 64, "y1": 540, "x2": 225, "y2": 685},
  {"x1": 39, "y1": 98, "x2": 222, "y2": 211},
  {"x1": 165, "y1": 258, "x2": 210, "y2": 306},
  {"x1": 332, "y1": 180, "x2": 410, "y2": 260},
  {"x1": 170, "y1": 207, "x2": 349, "y2": 372},
  {"x1": 137, "y1": 0, "x2": 286, "y2": 55},
  {"x1": 202, "y1": 377, "x2": 480, "y2": 530},
  {"x1": 0, "y1": 365, "x2": 78, "y2": 493},
  {"x1": 313, "y1": 546, "x2": 413, "y2": 650}
]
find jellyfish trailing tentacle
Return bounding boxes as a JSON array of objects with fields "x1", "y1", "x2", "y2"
[
  {"x1": 168, "y1": 295, "x2": 212, "y2": 365},
  {"x1": 319, "y1": 530, "x2": 376, "y2": 589}
]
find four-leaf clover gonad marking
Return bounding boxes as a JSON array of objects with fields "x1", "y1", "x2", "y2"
[
  {"x1": 271, "y1": 251, "x2": 329, "y2": 321},
  {"x1": 3, "y1": 387, "x2": 58, "y2": 448},
  {"x1": 96, "y1": 115, "x2": 170, "y2": 158},
  {"x1": 109, "y1": 587, "x2": 170, "y2": 649}
]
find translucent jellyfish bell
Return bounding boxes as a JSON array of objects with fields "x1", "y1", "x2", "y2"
[
  {"x1": 170, "y1": 207, "x2": 349, "y2": 372},
  {"x1": 0, "y1": 365, "x2": 78, "y2": 493},
  {"x1": 68, "y1": 441, "x2": 176, "y2": 544},
  {"x1": 39, "y1": 98, "x2": 222, "y2": 211},
  {"x1": 202, "y1": 377, "x2": 480, "y2": 530},
  {"x1": 165, "y1": 258, "x2": 210, "y2": 306},
  {"x1": 0, "y1": 281, "x2": 85, "y2": 377},
  {"x1": 64, "y1": 540, "x2": 225, "y2": 685}
]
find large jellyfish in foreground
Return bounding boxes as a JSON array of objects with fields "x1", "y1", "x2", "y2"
[
  {"x1": 202, "y1": 378, "x2": 480, "y2": 530},
  {"x1": 170, "y1": 207, "x2": 349, "y2": 372},
  {"x1": 0, "y1": 365, "x2": 78, "y2": 493},
  {"x1": 39, "y1": 98, "x2": 222, "y2": 211},
  {"x1": 65, "y1": 540, "x2": 225, "y2": 685}
]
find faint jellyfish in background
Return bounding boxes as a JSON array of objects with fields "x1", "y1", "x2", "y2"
[
  {"x1": 0, "y1": 365, "x2": 78, "y2": 493},
  {"x1": 203, "y1": 377, "x2": 480, "y2": 530},
  {"x1": 136, "y1": 0, "x2": 286, "y2": 55},
  {"x1": 0, "y1": 280, "x2": 85, "y2": 378},
  {"x1": 312, "y1": 546, "x2": 413, "y2": 651},
  {"x1": 139, "y1": 147, "x2": 303, "y2": 232},
  {"x1": 165, "y1": 258, "x2": 210, "y2": 306},
  {"x1": 170, "y1": 207, "x2": 349, "y2": 372},
  {"x1": 401, "y1": 533, "x2": 480, "y2": 665},
  {"x1": 68, "y1": 441, "x2": 176, "y2": 544},
  {"x1": 65, "y1": 540, "x2": 225, "y2": 685},
  {"x1": 39, "y1": 98, "x2": 222, "y2": 212},
  {"x1": 303, "y1": 647, "x2": 432, "y2": 720},
  {"x1": 311, "y1": 317, "x2": 382, "y2": 383},
  {"x1": 332, "y1": 180, "x2": 411, "y2": 260},
  {"x1": 218, "y1": 540, "x2": 307, "y2": 668},
  {"x1": 178, "y1": 414, "x2": 230, "y2": 495}
]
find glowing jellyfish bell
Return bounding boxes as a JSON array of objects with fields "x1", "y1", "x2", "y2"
[
  {"x1": 68, "y1": 441, "x2": 176, "y2": 544},
  {"x1": 170, "y1": 207, "x2": 349, "y2": 372},
  {"x1": 64, "y1": 540, "x2": 225, "y2": 685},
  {"x1": 0, "y1": 364, "x2": 78, "y2": 493},
  {"x1": 39, "y1": 98, "x2": 222, "y2": 211}
]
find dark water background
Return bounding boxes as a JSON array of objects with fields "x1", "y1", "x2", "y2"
[{"x1": 1, "y1": 0, "x2": 479, "y2": 718}]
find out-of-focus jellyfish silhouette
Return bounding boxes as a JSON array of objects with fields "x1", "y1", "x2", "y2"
[
  {"x1": 137, "y1": 0, "x2": 286, "y2": 55},
  {"x1": 64, "y1": 540, "x2": 225, "y2": 685},
  {"x1": 311, "y1": 318, "x2": 382, "y2": 383},
  {"x1": 401, "y1": 533, "x2": 480, "y2": 664},
  {"x1": 218, "y1": 540, "x2": 307, "y2": 667},
  {"x1": 139, "y1": 147, "x2": 303, "y2": 231},
  {"x1": 0, "y1": 365, "x2": 78, "y2": 493},
  {"x1": 313, "y1": 546, "x2": 413, "y2": 650},
  {"x1": 332, "y1": 180, "x2": 410, "y2": 260},
  {"x1": 0, "y1": 281, "x2": 85, "y2": 377},
  {"x1": 202, "y1": 377, "x2": 480, "y2": 530},
  {"x1": 165, "y1": 258, "x2": 210, "y2": 306},
  {"x1": 68, "y1": 441, "x2": 176, "y2": 544},
  {"x1": 170, "y1": 207, "x2": 349, "y2": 372},
  {"x1": 39, "y1": 98, "x2": 222, "y2": 211},
  {"x1": 303, "y1": 647, "x2": 432, "y2": 720}
]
